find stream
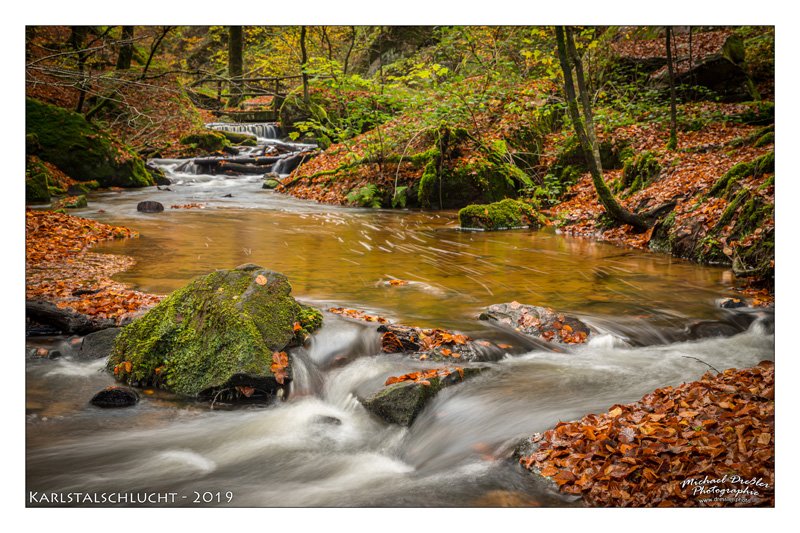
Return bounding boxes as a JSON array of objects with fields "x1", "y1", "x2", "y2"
[{"x1": 25, "y1": 123, "x2": 775, "y2": 507}]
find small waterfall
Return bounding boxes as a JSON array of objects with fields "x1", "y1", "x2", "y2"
[{"x1": 206, "y1": 122, "x2": 282, "y2": 140}]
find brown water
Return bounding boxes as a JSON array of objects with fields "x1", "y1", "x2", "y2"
[{"x1": 26, "y1": 150, "x2": 774, "y2": 508}]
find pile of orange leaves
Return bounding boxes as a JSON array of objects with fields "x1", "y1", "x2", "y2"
[
  {"x1": 26, "y1": 210, "x2": 163, "y2": 321},
  {"x1": 520, "y1": 361, "x2": 774, "y2": 507},
  {"x1": 385, "y1": 367, "x2": 464, "y2": 387}
]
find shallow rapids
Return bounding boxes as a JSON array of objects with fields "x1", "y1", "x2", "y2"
[{"x1": 26, "y1": 125, "x2": 774, "y2": 506}]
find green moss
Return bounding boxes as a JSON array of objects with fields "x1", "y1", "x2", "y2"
[
  {"x1": 458, "y1": 198, "x2": 542, "y2": 230},
  {"x1": 219, "y1": 130, "x2": 257, "y2": 145},
  {"x1": 25, "y1": 98, "x2": 153, "y2": 188},
  {"x1": 180, "y1": 130, "x2": 231, "y2": 152},
  {"x1": 263, "y1": 178, "x2": 281, "y2": 190},
  {"x1": 731, "y1": 196, "x2": 773, "y2": 240},
  {"x1": 710, "y1": 151, "x2": 774, "y2": 198},
  {"x1": 754, "y1": 131, "x2": 774, "y2": 147},
  {"x1": 619, "y1": 150, "x2": 661, "y2": 194},
  {"x1": 52, "y1": 195, "x2": 88, "y2": 209},
  {"x1": 25, "y1": 156, "x2": 51, "y2": 204},
  {"x1": 108, "y1": 266, "x2": 320, "y2": 398}
]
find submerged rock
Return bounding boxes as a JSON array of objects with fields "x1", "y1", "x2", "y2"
[
  {"x1": 361, "y1": 367, "x2": 486, "y2": 426},
  {"x1": 107, "y1": 264, "x2": 323, "y2": 399},
  {"x1": 719, "y1": 297, "x2": 747, "y2": 309},
  {"x1": 137, "y1": 201, "x2": 164, "y2": 213},
  {"x1": 90, "y1": 386, "x2": 139, "y2": 408},
  {"x1": 479, "y1": 302, "x2": 591, "y2": 344},
  {"x1": 458, "y1": 199, "x2": 543, "y2": 231}
]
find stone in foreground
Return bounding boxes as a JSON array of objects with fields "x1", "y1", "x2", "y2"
[
  {"x1": 90, "y1": 386, "x2": 139, "y2": 408},
  {"x1": 361, "y1": 367, "x2": 485, "y2": 426},
  {"x1": 480, "y1": 302, "x2": 591, "y2": 344},
  {"x1": 137, "y1": 201, "x2": 164, "y2": 213},
  {"x1": 78, "y1": 327, "x2": 122, "y2": 359},
  {"x1": 107, "y1": 264, "x2": 322, "y2": 399}
]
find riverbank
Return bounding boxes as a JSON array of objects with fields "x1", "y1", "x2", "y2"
[
  {"x1": 518, "y1": 360, "x2": 774, "y2": 507},
  {"x1": 25, "y1": 210, "x2": 162, "y2": 325}
]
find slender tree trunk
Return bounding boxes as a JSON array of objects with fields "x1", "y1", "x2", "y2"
[
  {"x1": 140, "y1": 26, "x2": 171, "y2": 79},
  {"x1": 300, "y1": 26, "x2": 309, "y2": 106},
  {"x1": 228, "y1": 26, "x2": 244, "y2": 107},
  {"x1": 70, "y1": 26, "x2": 89, "y2": 113},
  {"x1": 116, "y1": 26, "x2": 134, "y2": 70},
  {"x1": 343, "y1": 26, "x2": 356, "y2": 75},
  {"x1": 666, "y1": 26, "x2": 678, "y2": 150},
  {"x1": 555, "y1": 26, "x2": 647, "y2": 231}
]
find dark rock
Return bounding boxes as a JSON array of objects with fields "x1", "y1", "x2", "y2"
[
  {"x1": 48, "y1": 350, "x2": 62, "y2": 359},
  {"x1": 137, "y1": 201, "x2": 164, "y2": 213},
  {"x1": 78, "y1": 327, "x2": 122, "y2": 359},
  {"x1": 361, "y1": 367, "x2": 486, "y2": 426},
  {"x1": 720, "y1": 297, "x2": 747, "y2": 309},
  {"x1": 479, "y1": 302, "x2": 591, "y2": 344},
  {"x1": 313, "y1": 415, "x2": 342, "y2": 426},
  {"x1": 148, "y1": 166, "x2": 171, "y2": 186},
  {"x1": 26, "y1": 300, "x2": 116, "y2": 335},
  {"x1": 107, "y1": 265, "x2": 323, "y2": 398},
  {"x1": 90, "y1": 386, "x2": 139, "y2": 408},
  {"x1": 377, "y1": 324, "x2": 496, "y2": 362}
]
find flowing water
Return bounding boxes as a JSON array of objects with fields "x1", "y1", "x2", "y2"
[{"x1": 25, "y1": 124, "x2": 775, "y2": 507}]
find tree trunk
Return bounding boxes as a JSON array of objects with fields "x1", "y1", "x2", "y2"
[
  {"x1": 343, "y1": 26, "x2": 356, "y2": 75},
  {"x1": 300, "y1": 26, "x2": 309, "y2": 106},
  {"x1": 70, "y1": 26, "x2": 89, "y2": 113},
  {"x1": 228, "y1": 26, "x2": 244, "y2": 107},
  {"x1": 140, "y1": 26, "x2": 171, "y2": 79},
  {"x1": 115, "y1": 26, "x2": 134, "y2": 70},
  {"x1": 555, "y1": 26, "x2": 647, "y2": 232},
  {"x1": 666, "y1": 26, "x2": 678, "y2": 150}
]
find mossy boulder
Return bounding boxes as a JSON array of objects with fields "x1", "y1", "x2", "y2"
[
  {"x1": 458, "y1": 199, "x2": 542, "y2": 231},
  {"x1": 52, "y1": 195, "x2": 88, "y2": 209},
  {"x1": 618, "y1": 151, "x2": 661, "y2": 194},
  {"x1": 263, "y1": 178, "x2": 282, "y2": 190},
  {"x1": 107, "y1": 264, "x2": 323, "y2": 399},
  {"x1": 220, "y1": 130, "x2": 258, "y2": 146},
  {"x1": 25, "y1": 155, "x2": 52, "y2": 204},
  {"x1": 179, "y1": 130, "x2": 231, "y2": 153},
  {"x1": 25, "y1": 98, "x2": 153, "y2": 188}
]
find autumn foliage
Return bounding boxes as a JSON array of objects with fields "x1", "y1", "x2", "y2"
[
  {"x1": 26, "y1": 210, "x2": 162, "y2": 321},
  {"x1": 519, "y1": 361, "x2": 774, "y2": 507}
]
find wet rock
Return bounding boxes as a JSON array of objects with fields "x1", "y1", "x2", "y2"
[
  {"x1": 377, "y1": 324, "x2": 494, "y2": 362},
  {"x1": 48, "y1": 350, "x2": 63, "y2": 359},
  {"x1": 26, "y1": 300, "x2": 116, "y2": 335},
  {"x1": 107, "y1": 264, "x2": 323, "y2": 398},
  {"x1": 719, "y1": 297, "x2": 747, "y2": 309},
  {"x1": 90, "y1": 386, "x2": 139, "y2": 408},
  {"x1": 479, "y1": 302, "x2": 591, "y2": 344},
  {"x1": 78, "y1": 327, "x2": 122, "y2": 359},
  {"x1": 360, "y1": 367, "x2": 486, "y2": 426},
  {"x1": 52, "y1": 195, "x2": 88, "y2": 209},
  {"x1": 137, "y1": 201, "x2": 164, "y2": 213},
  {"x1": 263, "y1": 178, "x2": 281, "y2": 190}
]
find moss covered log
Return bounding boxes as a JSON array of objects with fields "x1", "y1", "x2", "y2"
[
  {"x1": 25, "y1": 98, "x2": 153, "y2": 188},
  {"x1": 108, "y1": 264, "x2": 322, "y2": 399}
]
